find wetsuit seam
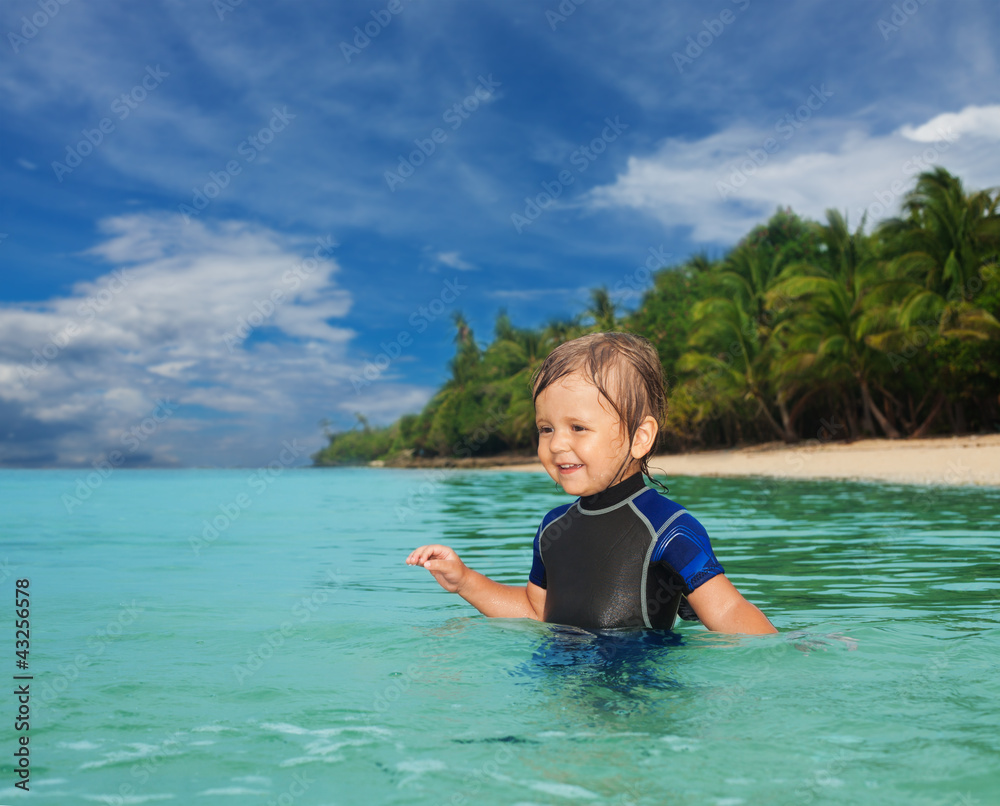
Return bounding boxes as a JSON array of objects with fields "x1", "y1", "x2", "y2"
[
  {"x1": 629, "y1": 499, "x2": 659, "y2": 629},
  {"x1": 655, "y1": 508, "x2": 689, "y2": 539}
]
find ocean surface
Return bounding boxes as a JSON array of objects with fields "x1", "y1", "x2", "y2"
[{"x1": 2, "y1": 467, "x2": 999, "y2": 805}]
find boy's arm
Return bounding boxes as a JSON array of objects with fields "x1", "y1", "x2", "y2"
[
  {"x1": 406, "y1": 544, "x2": 546, "y2": 620},
  {"x1": 686, "y1": 574, "x2": 777, "y2": 634}
]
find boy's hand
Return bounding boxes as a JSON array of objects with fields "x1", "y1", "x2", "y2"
[
  {"x1": 407, "y1": 545, "x2": 545, "y2": 620},
  {"x1": 406, "y1": 544, "x2": 469, "y2": 593}
]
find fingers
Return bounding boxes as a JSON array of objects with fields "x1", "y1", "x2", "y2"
[
  {"x1": 407, "y1": 546, "x2": 467, "y2": 594},
  {"x1": 406, "y1": 544, "x2": 453, "y2": 566},
  {"x1": 405, "y1": 545, "x2": 433, "y2": 565}
]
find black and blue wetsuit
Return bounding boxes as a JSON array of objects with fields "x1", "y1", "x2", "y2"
[{"x1": 528, "y1": 472, "x2": 724, "y2": 631}]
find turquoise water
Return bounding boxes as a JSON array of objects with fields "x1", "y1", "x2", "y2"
[{"x1": 2, "y1": 467, "x2": 999, "y2": 805}]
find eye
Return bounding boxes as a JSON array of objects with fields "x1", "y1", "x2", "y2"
[
  {"x1": 572, "y1": 424, "x2": 587, "y2": 432},
  {"x1": 537, "y1": 425, "x2": 552, "y2": 435}
]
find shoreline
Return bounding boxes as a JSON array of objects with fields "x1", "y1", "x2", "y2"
[{"x1": 374, "y1": 434, "x2": 1000, "y2": 487}]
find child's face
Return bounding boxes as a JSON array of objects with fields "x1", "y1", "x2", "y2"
[{"x1": 534, "y1": 370, "x2": 639, "y2": 497}]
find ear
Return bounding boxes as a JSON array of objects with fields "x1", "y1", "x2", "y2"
[{"x1": 630, "y1": 415, "x2": 658, "y2": 460}]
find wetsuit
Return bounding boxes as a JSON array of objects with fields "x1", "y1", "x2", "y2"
[{"x1": 528, "y1": 473, "x2": 724, "y2": 631}]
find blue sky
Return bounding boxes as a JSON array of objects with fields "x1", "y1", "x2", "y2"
[{"x1": 2, "y1": 0, "x2": 999, "y2": 467}]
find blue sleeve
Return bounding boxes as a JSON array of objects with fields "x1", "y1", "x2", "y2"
[
  {"x1": 651, "y1": 512, "x2": 723, "y2": 593},
  {"x1": 528, "y1": 521, "x2": 547, "y2": 588}
]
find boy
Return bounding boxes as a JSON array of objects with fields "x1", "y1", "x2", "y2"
[{"x1": 407, "y1": 332, "x2": 776, "y2": 635}]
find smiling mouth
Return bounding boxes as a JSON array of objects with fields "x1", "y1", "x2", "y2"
[{"x1": 557, "y1": 463, "x2": 583, "y2": 472}]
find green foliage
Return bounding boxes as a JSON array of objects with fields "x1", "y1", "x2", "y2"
[
  {"x1": 311, "y1": 415, "x2": 396, "y2": 465},
  {"x1": 315, "y1": 168, "x2": 1000, "y2": 465},
  {"x1": 625, "y1": 254, "x2": 713, "y2": 388}
]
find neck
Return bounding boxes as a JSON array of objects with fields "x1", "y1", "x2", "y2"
[{"x1": 579, "y1": 471, "x2": 646, "y2": 511}]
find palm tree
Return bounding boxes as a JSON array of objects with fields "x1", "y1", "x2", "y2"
[
  {"x1": 874, "y1": 168, "x2": 1000, "y2": 433},
  {"x1": 720, "y1": 242, "x2": 812, "y2": 439},
  {"x1": 585, "y1": 286, "x2": 618, "y2": 332},
  {"x1": 542, "y1": 316, "x2": 583, "y2": 347},
  {"x1": 484, "y1": 310, "x2": 550, "y2": 450},
  {"x1": 769, "y1": 210, "x2": 899, "y2": 439},
  {"x1": 421, "y1": 312, "x2": 483, "y2": 454},
  {"x1": 678, "y1": 295, "x2": 793, "y2": 443},
  {"x1": 717, "y1": 243, "x2": 788, "y2": 337},
  {"x1": 877, "y1": 167, "x2": 1000, "y2": 335},
  {"x1": 681, "y1": 235, "x2": 811, "y2": 443},
  {"x1": 448, "y1": 311, "x2": 480, "y2": 386}
]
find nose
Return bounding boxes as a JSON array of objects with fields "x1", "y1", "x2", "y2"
[{"x1": 549, "y1": 427, "x2": 570, "y2": 454}]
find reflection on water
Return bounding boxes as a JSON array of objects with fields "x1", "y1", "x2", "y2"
[
  {"x1": 525, "y1": 625, "x2": 684, "y2": 691},
  {"x1": 509, "y1": 625, "x2": 685, "y2": 724}
]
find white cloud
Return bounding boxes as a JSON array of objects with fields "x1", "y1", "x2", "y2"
[
  {"x1": 436, "y1": 251, "x2": 476, "y2": 271},
  {"x1": 147, "y1": 360, "x2": 197, "y2": 378},
  {"x1": 900, "y1": 105, "x2": 1000, "y2": 142},
  {"x1": 0, "y1": 214, "x2": 431, "y2": 466},
  {"x1": 587, "y1": 105, "x2": 1000, "y2": 243},
  {"x1": 346, "y1": 385, "x2": 438, "y2": 420}
]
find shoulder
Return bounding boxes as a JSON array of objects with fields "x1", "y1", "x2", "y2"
[
  {"x1": 629, "y1": 487, "x2": 705, "y2": 535},
  {"x1": 636, "y1": 488, "x2": 723, "y2": 590},
  {"x1": 535, "y1": 502, "x2": 577, "y2": 546},
  {"x1": 538, "y1": 501, "x2": 575, "y2": 534}
]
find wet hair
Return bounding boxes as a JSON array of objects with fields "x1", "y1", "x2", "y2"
[{"x1": 530, "y1": 331, "x2": 667, "y2": 487}]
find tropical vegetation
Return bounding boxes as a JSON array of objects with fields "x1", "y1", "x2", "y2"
[{"x1": 313, "y1": 168, "x2": 1000, "y2": 466}]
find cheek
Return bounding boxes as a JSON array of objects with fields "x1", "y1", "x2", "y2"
[{"x1": 607, "y1": 429, "x2": 629, "y2": 455}]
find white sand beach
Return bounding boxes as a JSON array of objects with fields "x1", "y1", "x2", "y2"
[{"x1": 494, "y1": 434, "x2": 1000, "y2": 487}]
